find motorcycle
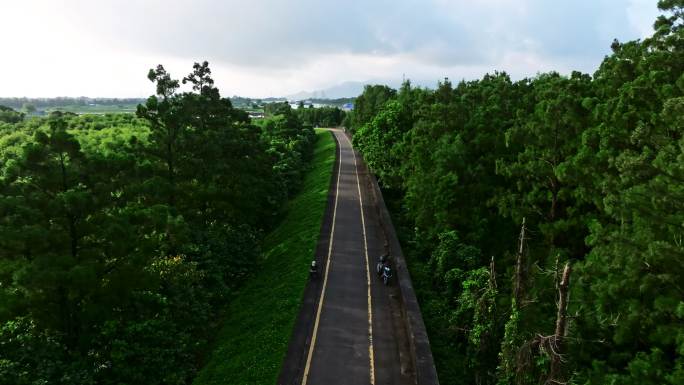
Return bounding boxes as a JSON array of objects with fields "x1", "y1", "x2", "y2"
[
  {"x1": 381, "y1": 264, "x2": 392, "y2": 285},
  {"x1": 376, "y1": 254, "x2": 392, "y2": 285},
  {"x1": 309, "y1": 260, "x2": 318, "y2": 279}
]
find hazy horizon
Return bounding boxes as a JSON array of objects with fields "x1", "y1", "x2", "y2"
[{"x1": 1, "y1": 0, "x2": 659, "y2": 99}]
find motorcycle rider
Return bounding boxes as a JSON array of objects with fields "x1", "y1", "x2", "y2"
[
  {"x1": 376, "y1": 253, "x2": 389, "y2": 276},
  {"x1": 382, "y1": 263, "x2": 392, "y2": 284},
  {"x1": 309, "y1": 260, "x2": 318, "y2": 279}
]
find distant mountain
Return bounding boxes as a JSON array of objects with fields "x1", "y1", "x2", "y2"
[
  {"x1": 286, "y1": 81, "x2": 364, "y2": 100},
  {"x1": 286, "y1": 78, "x2": 429, "y2": 100}
]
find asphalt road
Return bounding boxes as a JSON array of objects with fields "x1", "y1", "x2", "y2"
[{"x1": 278, "y1": 129, "x2": 413, "y2": 385}]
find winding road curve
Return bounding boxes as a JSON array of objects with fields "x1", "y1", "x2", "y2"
[{"x1": 278, "y1": 129, "x2": 417, "y2": 385}]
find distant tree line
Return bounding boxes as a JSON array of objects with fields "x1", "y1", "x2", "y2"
[
  {"x1": 0, "y1": 105, "x2": 25, "y2": 123},
  {"x1": 0, "y1": 97, "x2": 146, "y2": 110},
  {"x1": 0, "y1": 62, "x2": 316, "y2": 384},
  {"x1": 0, "y1": 96, "x2": 354, "y2": 114},
  {"x1": 308, "y1": 97, "x2": 354, "y2": 107},
  {"x1": 294, "y1": 105, "x2": 346, "y2": 127},
  {"x1": 229, "y1": 96, "x2": 282, "y2": 109},
  {"x1": 230, "y1": 96, "x2": 354, "y2": 110},
  {"x1": 264, "y1": 101, "x2": 346, "y2": 127},
  {"x1": 350, "y1": 2, "x2": 682, "y2": 384}
]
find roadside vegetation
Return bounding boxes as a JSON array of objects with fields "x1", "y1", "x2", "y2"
[
  {"x1": 0, "y1": 62, "x2": 317, "y2": 384},
  {"x1": 349, "y1": 3, "x2": 683, "y2": 384},
  {"x1": 263, "y1": 100, "x2": 346, "y2": 127},
  {"x1": 293, "y1": 105, "x2": 346, "y2": 128},
  {"x1": 194, "y1": 129, "x2": 335, "y2": 385}
]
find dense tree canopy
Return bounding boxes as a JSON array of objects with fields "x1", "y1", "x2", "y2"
[
  {"x1": 0, "y1": 62, "x2": 315, "y2": 384},
  {"x1": 346, "y1": 84, "x2": 396, "y2": 134},
  {"x1": 352, "y1": 3, "x2": 683, "y2": 384},
  {"x1": 0, "y1": 105, "x2": 24, "y2": 124}
]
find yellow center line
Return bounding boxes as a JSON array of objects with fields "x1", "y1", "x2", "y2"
[
  {"x1": 301, "y1": 130, "x2": 375, "y2": 385},
  {"x1": 344, "y1": 133, "x2": 376, "y2": 385},
  {"x1": 301, "y1": 129, "x2": 342, "y2": 385}
]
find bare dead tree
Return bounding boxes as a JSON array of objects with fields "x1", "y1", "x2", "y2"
[
  {"x1": 490, "y1": 256, "x2": 497, "y2": 290},
  {"x1": 497, "y1": 218, "x2": 530, "y2": 384},
  {"x1": 527, "y1": 263, "x2": 572, "y2": 385},
  {"x1": 514, "y1": 217, "x2": 527, "y2": 307},
  {"x1": 554, "y1": 253, "x2": 561, "y2": 292},
  {"x1": 547, "y1": 263, "x2": 572, "y2": 384}
]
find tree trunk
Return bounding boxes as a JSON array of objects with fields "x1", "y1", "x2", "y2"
[
  {"x1": 489, "y1": 256, "x2": 497, "y2": 290},
  {"x1": 167, "y1": 138, "x2": 175, "y2": 207},
  {"x1": 547, "y1": 263, "x2": 572, "y2": 384},
  {"x1": 514, "y1": 217, "x2": 526, "y2": 306}
]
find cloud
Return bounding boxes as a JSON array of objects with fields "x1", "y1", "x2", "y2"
[{"x1": 0, "y1": 0, "x2": 664, "y2": 97}]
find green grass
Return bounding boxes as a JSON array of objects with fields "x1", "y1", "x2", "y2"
[{"x1": 193, "y1": 129, "x2": 336, "y2": 385}]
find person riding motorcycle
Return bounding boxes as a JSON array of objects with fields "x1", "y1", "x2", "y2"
[
  {"x1": 376, "y1": 253, "x2": 392, "y2": 284},
  {"x1": 376, "y1": 253, "x2": 389, "y2": 276},
  {"x1": 309, "y1": 260, "x2": 318, "y2": 279}
]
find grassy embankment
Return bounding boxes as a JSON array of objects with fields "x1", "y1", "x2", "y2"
[{"x1": 193, "y1": 129, "x2": 336, "y2": 385}]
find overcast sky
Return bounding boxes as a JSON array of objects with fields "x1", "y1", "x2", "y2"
[{"x1": 0, "y1": 0, "x2": 660, "y2": 98}]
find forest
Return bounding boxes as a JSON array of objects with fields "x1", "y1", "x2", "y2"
[
  {"x1": 349, "y1": 2, "x2": 682, "y2": 384},
  {"x1": 293, "y1": 105, "x2": 346, "y2": 128},
  {"x1": 261, "y1": 100, "x2": 342, "y2": 121},
  {"x1": 0, "y1": 62, "x2": 317, "y2": 384}
]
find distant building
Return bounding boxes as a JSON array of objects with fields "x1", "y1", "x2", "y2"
[
  {"x1": 248, "y1": 111, "x2": 265, "y2": 119},
  {"x1": 342, "y1": 103, "x2": 354, "y2": 111}
]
